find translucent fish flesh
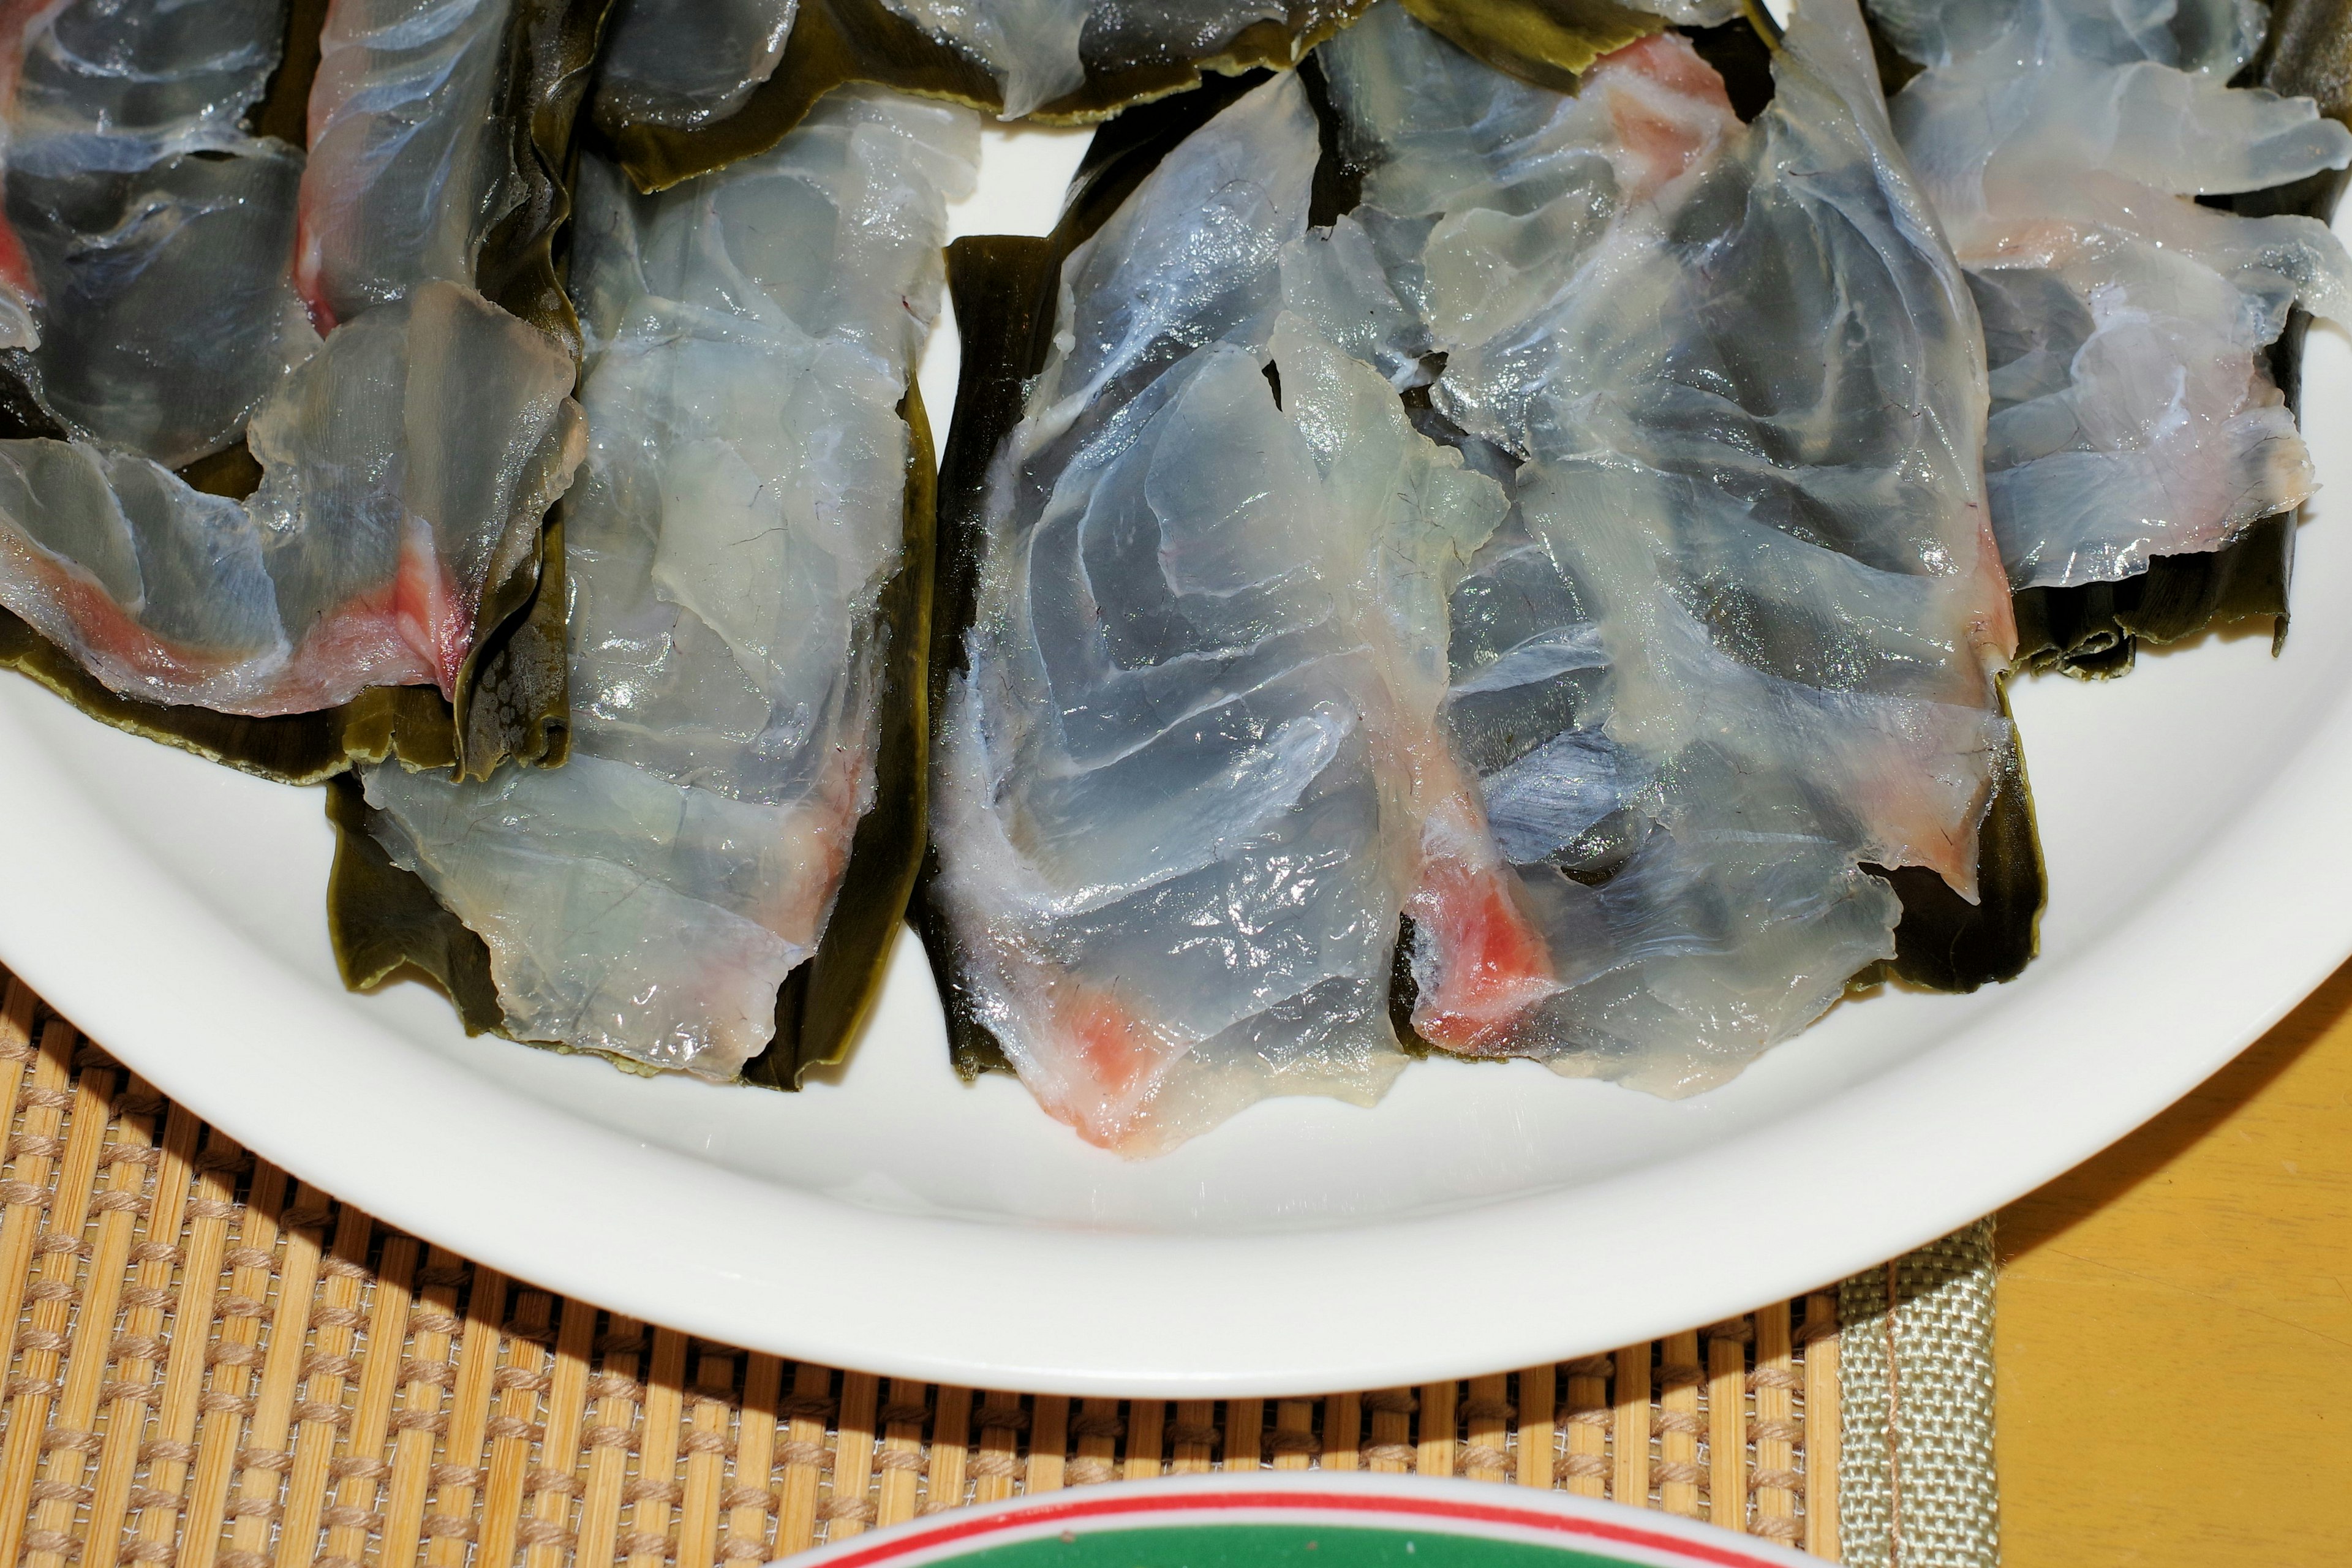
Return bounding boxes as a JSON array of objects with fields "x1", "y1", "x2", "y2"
[
  {"x1": 11, "y1": 0, "x2": 281, "y2": 166},
  {"x1": 2, "y1": 0, "x2": 310, "y2": 464},
  {"x1": 0, "y1": 281, "x2": 581, "y2": 714},
  {"x1": 361, "y1": 88, "x2": 978, "y2": 1078},
  {"x1": 0, "y1": 0, "x2": 591, "y2": 733},
  {"x1": 1319, "y1": 0, "x2": 2016, "y2": 1093},
  {"x1": 0, "y1": 2, "x2": 62, "y2": 349},
  {"x1": 596, "y1": 0, "x2": 797, "y2": 129},
  {"x1": 1872, "y1": 0, "x2": 2352, "y2": 589},
  {"x1": 929, "y1": 74, "x2": 1522, "y2": 1152},
  {"x1": 879, "y1": 0, "x2": 1353, "y2": 118},
  {"x1": 297, "y1": 0, "x2": 514, "y2": 330}
]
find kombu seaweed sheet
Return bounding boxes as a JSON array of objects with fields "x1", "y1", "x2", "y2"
[
  {"x1": 598, "y1": 0, "x2": 1375, "y2": 192},
  {"x1": 325, "y1": 385, "x2": 940, "y2": 1087},
  {"x1": 742, "y1": 384, "x2": 938, "y2": 1088},
  {"x1": 1870, "y1": 696, "x2": 2042, "y2": 991},
  {"x1": 1396, "y1": 0, "x2": 1664, "y2": 90},
  {"x1": 0, "y1": 0, "x2": 609, "y2": 784}
]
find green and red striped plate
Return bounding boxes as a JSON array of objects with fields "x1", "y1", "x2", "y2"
[{"x1": 785, "y1": 1474, "x2": 1817, "y2": 1568}]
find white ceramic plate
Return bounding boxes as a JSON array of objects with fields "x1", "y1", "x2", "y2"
[{"x1": 4, "y1": 128, "x2": 2351, "y2": 1400}]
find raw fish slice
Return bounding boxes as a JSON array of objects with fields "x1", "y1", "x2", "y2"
[
  {"x1": 244, "y1": 281, "x2": 583, "y2": 707},
  {"x1": 0, "y1": 0, "x2": 601, "y2": 780},
  {"x1": 0, "y1": 440, "x2": 281, "y2": 694},
  {"x1": 596, "y1": 0, "x2": 797, "y2": 129},
  {"x1": 354, "y1": 89, "x2": 977, "y2": 1079},
  {"x1": 363, "y1": 752, "x2": 851, "y2": 1073},
  {"x1": 1872, "y1": 0, "x2": 2352, "y2": 589},
  {"x1": 880, "y1": 0, "x2": 1298, "y2": 118},
  {"x1": 10, "y1": 0, "x2": 283, "y2": 168},
  {"x1": 0, "y1": 281, "x2": 583, "y2": 714},
  {"x1": 297, "y1": 0, "x2": 513, "y2": 328},
  {"x1": 0, "y1": 1, "x2": 64, "y2": 349},
  {"x1": 1324, "y1": 1, "x2": 2018, "y2": 1090},
  {"x1": 0, "y1": 0, "x2": 309, "y2": 464},
  {"x1": 9, "y1": 150, "x2": 308, "y2": 466},
  {"x1": 930, "y1": 74, "x2": 1513, "y2": 1152}
]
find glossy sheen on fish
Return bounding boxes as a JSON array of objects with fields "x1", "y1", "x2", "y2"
[
  {"x1": 1872, "y1": 0, "x2": 2352, "y2": 589},
  {"x1": 0, "y1": 0, "x2": 594, "y2": 723},
  {"x1": 597, "y1": 0, "x2": 798, "y2": 129},
  {"x1": 930, "y1": 74, "x2": 1520, "y2": 1152},
  {"x1": 298, "y1": 0, "x2": 515, "y2": 330},
  {"x1": 0, "y1": 281, "x2": 581, "y2": 714},
  {"x1": 879, "y1": 0, "x2": 1356, "y2": 117},
  {"x1": 1, "y1": 0, "x2": 310, "y2": 465},
  {"x1": 0, "y1": 1, "x2": 64, "y2": 349},
  {"x1": 1322, "y1": 2, "x2": 2015, "y2": 1093},
  {"x1": 363, "y1": 89, "x2": 976, "y2": 1079}
]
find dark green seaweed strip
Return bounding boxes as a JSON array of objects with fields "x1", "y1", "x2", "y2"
[
  {"x1": 324, "y1": 772, "x2": 505, "y2": 1033},
  {"x1": 740, "y1": 383, "x2": 939, "y2": 1088},
  {"x1": 916, "y1": 238, "x2": 1051, "y2": 1084},
  {"x1": 2256, "y1": 0, "x2": 2352, "y2": 126},
  {"x1": 1871, "y1": 687, "x2": 2044, "y2": 990},
  {"x1": 1687, "y1": 15, "x2": 1777, "y2": 120},
  {"x1": 598, "y1": 0, "x2": 1374, "y2": 193},
  {"x1": 0, "y1": 0, "x2": 607, "y2": 783},
  {"x1": 601, "y1": 0, "x2": 992, "y2": 192},
  {"x1": 0, "y1": 606, "x2": 453, "y2": 782},
  {"x1": 432, "y1": 0, "x2": 613, "y2": 778},
  {"x1": 252, "y1": 0, "x2": 333, "y2": 147},
  {"x1": 1036, "y1": 1, "x2": 1370, "y2": 122},
  {"x1": 2011, "y1": 512, "x2": 2295, "y2": 677},
  {"x1": 1398, "y1": 0, "x2": 1662, "y2": 92},
  {"x1": 482, "y1": 0, "x2": 613, "y2": 353},
  {"x1": 2008, "y1": 270, "x2": 2312, "y2": 677}
]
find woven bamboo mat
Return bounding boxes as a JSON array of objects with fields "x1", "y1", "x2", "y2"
[{"x1": 0, "y1": 967, "x2": 1854, "y2": 1567}]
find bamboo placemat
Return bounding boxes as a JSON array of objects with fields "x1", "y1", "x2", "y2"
[{"x1": 0, "y1": 967, "x2": 1880, "y2": 1566}]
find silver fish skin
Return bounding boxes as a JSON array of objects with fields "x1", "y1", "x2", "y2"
[
  {"x1": 596, "y1": 0, "x2": 798, "y2": 129},
  {"x1": 932, "y1": 73, "x2": 1517, "y2": 1153},
  {"x1": 363, "y1": 88, "x2": 978, "y2": 1079},
  {"x1": 1872, "y1": 0, "x2": 2352, "y2": 588},
  {"x1": 1321, "y1": 0, "x2": 2015, "y2": 1094}
]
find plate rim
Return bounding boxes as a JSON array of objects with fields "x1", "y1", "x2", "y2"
[{"x1": 2, "y1": 641, "x2": 2348, "y2": 1396}]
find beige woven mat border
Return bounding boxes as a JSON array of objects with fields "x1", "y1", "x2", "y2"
[
  {"x1": 1838, "y1": 1219, "x2": 2000, "y2": 1568},
  {"x1": 0, "y1": 964, "x2": 1999, "y2": 1566}
]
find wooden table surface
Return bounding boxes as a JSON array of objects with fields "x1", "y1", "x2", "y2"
[{"x1": 1996, "y1": 956, "x2": 2352, "y2": 1565}]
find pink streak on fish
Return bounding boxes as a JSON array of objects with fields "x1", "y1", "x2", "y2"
[{"x1": 0, "y1": 0, "x2": 72, "y2": 313}]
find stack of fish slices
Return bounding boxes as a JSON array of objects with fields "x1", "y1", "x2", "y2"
[{"x1": 0, "y1": 0, "x2": 2342, "y2": 1156}]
